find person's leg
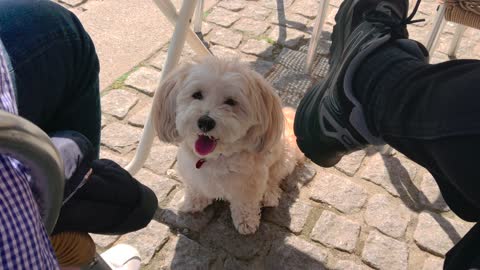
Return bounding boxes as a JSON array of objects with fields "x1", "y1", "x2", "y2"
[
  {"x1": 0, "y1": 0, "x2": 101, "y2": 156},
  {"x1": 294, "y1": 0, "x2": 480, "y2": 268}
]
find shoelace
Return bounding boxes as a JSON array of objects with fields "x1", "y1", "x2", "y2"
[{"x1": 363, "y1": 0, "x2": 425, "y2": 38}]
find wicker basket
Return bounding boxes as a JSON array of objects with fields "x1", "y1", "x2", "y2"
[{"x1": 444, "y1": 0, "x2": 480, "y2": 29}]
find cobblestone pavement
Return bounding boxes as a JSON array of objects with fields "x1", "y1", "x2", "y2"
[{"x1": 57, "y1": 0, "x2": 479, "y2": 269}]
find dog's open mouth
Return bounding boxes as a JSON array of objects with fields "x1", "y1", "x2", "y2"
[{"x1": 195, "y1": 134, "x2": 217, "y2": 156}]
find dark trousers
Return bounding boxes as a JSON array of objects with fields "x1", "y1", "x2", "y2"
[
  {"x1": 0, "y1": 0, "x2": 157, "y2": 235},
  {"x1": 0, "y1": 0, "x2": 101, "y2": 156},
  {"x1": 354, "y1": 42, "x2": 480, "y2": 269}
]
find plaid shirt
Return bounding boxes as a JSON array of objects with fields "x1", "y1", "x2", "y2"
[{"x1": 0, "y1": 40, "x2": 59, "y2": 269}]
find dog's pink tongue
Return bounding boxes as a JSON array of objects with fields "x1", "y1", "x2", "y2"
[{"x1": 195, "y1": 135, "x2": 216, "y2": 156}]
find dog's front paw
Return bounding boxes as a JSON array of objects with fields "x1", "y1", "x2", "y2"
[
  {"x1": 179, "y1": 193, "x2": 212, "y2": 213},
  {"x1": 262, "y1": 186, "x2": 282, "y2": 207},
  {"x1": 230, "y1": 205, "x2": 261, "y2": 235}
]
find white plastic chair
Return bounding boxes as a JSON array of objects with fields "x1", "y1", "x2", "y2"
[
  {"x1": 305, "y1": 0, "x2": 330, "y2": 73},
  {"x1": 125, "y1": 0, "x2": 211, "y2": 175}
]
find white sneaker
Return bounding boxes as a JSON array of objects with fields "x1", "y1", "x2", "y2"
[{"x1": 99, "y1": 244, "x2": 141, "y2": 270}]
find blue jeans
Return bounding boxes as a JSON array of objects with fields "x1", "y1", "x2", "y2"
[{"x1": 0, "y1": 0, "x2": 101, "y2": 156}]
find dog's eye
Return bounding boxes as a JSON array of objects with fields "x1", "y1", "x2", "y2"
[
  {"x1": 224, "y1": 98, "x2": 237, "y2": 106},
  {"x1": 192, "y1": 91, "x2": 203, "y2": 100}
]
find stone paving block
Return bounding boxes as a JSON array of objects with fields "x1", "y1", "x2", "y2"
[
  {"x1": 364, "y1": 194, "x2": 411, "y2": 239},
  {"x1": 101, "y1": 114, "x2": 107, "y2": 128},
  {"x1": 312, "y1": 57, "x2": 331, "y2": 78},
  {"x1": 267, "y1": 66, "x2": 313, "y2": 107},
  {"x1": 270, "y1": 12, "x2": 310, "y2": 29},
  {"x1": 362, "y1": 230, "x2": 409, "y2": 270},
  {"x1": 224, "y1": 256, "x2": 262, "y2": 270},
  {"x1": 157, "y1": 234, "x2": 218, "y2": 269},
  {"x1": 99, "y1": 150, "x2": 129, "y2": 167},
  {"x1": 149, "y1": 45, "x2": 196, "y2": 70},
  {"x1": 210, "y1": 45, "x2": 242, "y2": 59},
  {"x1": 333, "y1": 260, "x2": 372, "y2": 270},
  {"x1": 414, "y1": 212, "x2": 473, "y2": 257},
  {"x1": 128, "y1": 103, "x2": 151, "y2": 127},
  {"x1": 288, "y1": 0, "x2": 319, "y2": 18},
  {"x1": 240, "y1": 39, "x2": 274, "y2": 57},
  {"x1": 248, "y1": 59, "x2": 275, "y2": 76},
  {"x1": 209, "y1": 27, "x2": 243, "y2": 49},
  {"x1": 263, "y1": 196, "x2": 312, "y2": 233},
  {"x1": 199, "y1": 209, "x2": 276, "y2": 259},
  {"x1": 218, "y1": 0, "x2": 247, "y2": 11},
  {"x1": 240, "y1": 4, "x2": 272, "y2": 20},
  {"x1": 310, "y1": 171, "x2": 369, "y2": 213},
  {"x1": 101, "y1": 123, "x2": 142, "y2": 151},
  {"x1": 422, "y1": 256, "x2": 444, "y2": 270},
  {"x1": 124, "y1": 67, "x2": 161, "y2": 96},
  {"x1": 90, "y1": 234, "x2": 120, "y2": 250},
  {"x1": 419, "y1": 173, "x2": 449, "y2": 212},
  {"x1": 118, "y1": 220, "x2": 170, "y2": 265},
  {"x1": 335, "y1": 150, "x2": 366, "y2": 176},
  {"x1": 360, "y1": 153, "x2": 418, "y2": 197},
  {"x1": 268, "y1": 26, "x2": 306, "y2": 48},
  {"x1": 159, "y1": 190, "x2": 216, "y2": 232},
  {"x1": 262, "y1": 0, "x2": 295, "y2": 9},
  {"x1": 266, "y1": 235, "x2": 328, "y2": 270},
  {"x1": 135, "y1": 169, "x2": 177, "y2": 205},
  {"x1": 101, "y1": 89, "x2": 138, "y2": 119},
  {"x1": 282, "y1": 162, "x2": 317, "y2": 193},
  {"x1": 206, "y1": 7, "x2": 241, "y2": 27},
  {"x1": 311, "y1": 210, "x2": 361, "y2": 253},
  {"x1": 144, "y1": 143, "x2": 178, "y2": 175},
  {"x1": 233, "y1": 17, "x2": 271, "y2": 36}
]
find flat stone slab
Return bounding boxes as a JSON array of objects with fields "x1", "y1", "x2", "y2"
[
  {"x1": 209, "y1": 27, "x2": 244, "y2": 49},
  {"x1": 333, "y1": 260, "x2": 371, "y2": 270},
  {"x1": 240, "y1": 39, "x2": 274, "y2": 57},
  {"x1": 101, "y1": 89, "x2": 138, "y2": 119},
  {"x1": 239, "y1": 4, "x2": 272, "y2": 20},
  {"x1": 364, "y1": 194, "x2": 411, "y2": 239},
  {"x1": 124, "y1": 67, "x2": 162, "y2": 96},
  {"x1": 159, "y1": 189, "x2": 216, "y2": 232},
  {"x1": 414, "y1": 212, "x2": 473, "y2": 257},
  {"x1": 72, "y1": 0, "x2": 171, "y2": 90},
  {"x1": 90, "y1": 234, "x2": 120, "y2": 250},
  {"x1": 206, "y1": 7, "x2": 241, "y2": 27},
  {"x1": 360, "y1": 153, "x2": 418, "y2": 197},
  {"x1": 144, "y1": 143, "x2": 178, "y2": 175},
  {"x1": 288, "y1": 0, "x2": 319, "y2": 18},
  {"x1": 419, "y1": 173, "x2": 449, "y2": 212},
  {"x1": 232, "y1": 17, "x2": 271, "y2": 36},
  {"x1": 263, "y1": 196, "x2": 312, "y2": 233},
  {"x1": 311, "y1": 210, "x2": 361, "y2": 253},
  {"x1": 310, "y1": 171, "x2": 369, "y2": 213},
  {"x1": 117, "y1": 220, "x2": 170, "y2": 265},
  {"x1": 128, "y1": 102, "x2": 151, "y2": 127},
  {"x1": 335, "y1": 150, "x2": 366, "y2": 177},
  {"x1": 268, "y1": 25, "x2": 305, "y2": 48},
  {"x1": 266, "y1": 235, "x2": 328, "y2": 270},
  {"x1": 362, "y1": 230, "x2": 409, "y2": 270},
  {"x1": 422, "y1": 256, "x2": 444, "y2": 270},
  {"x1": 135, "y1": 169, "x2": 178, "y2": 205},
  {"x1": 101, "y1": 123, "x2": 142, "y2": 152},
  {"x1": 156, "y1": 234, "x2": 219, "y2": 269}
]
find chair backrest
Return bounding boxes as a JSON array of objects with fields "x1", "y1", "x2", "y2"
[
  {"x1": 0, "y1": 110, "x2": 64, "y2": 234},
  {"x1": 444, "y1": 0, "x2": 480, "y2": 29}
]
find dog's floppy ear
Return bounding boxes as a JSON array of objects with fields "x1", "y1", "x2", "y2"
[
  {"x1": 247, "y1": 70, "x2": 284, "y2": 153},
  {"x1": 152, "y1": 64, "x2": 191, "y2": 143}
]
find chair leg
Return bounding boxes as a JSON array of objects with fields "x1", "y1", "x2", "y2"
[
  {"x1": 193, "y1": 0, "x2": 204, "y2": 33},
  {"x1": 425, "y1": 4, "x2": 446, "y2": 57},
  {"x1": 305, "y1": 0, "x2": 330, "y2": 73},
  {"x1": 447, "y1": 24, "x2": 466, "y2": 58},
  {"x1": 125, "y1": 0, "x2": 199, "y2": 175}
]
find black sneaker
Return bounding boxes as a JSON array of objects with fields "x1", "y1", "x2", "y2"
[{"x1": 294, "y1": 0, "x2": 425, "y2": 167}]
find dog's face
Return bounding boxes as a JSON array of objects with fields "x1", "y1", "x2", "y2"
[{"x1": 153, "y1": 57, "x2": 284, "y2": 158}]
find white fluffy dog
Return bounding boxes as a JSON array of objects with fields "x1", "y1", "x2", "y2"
[{"x1": 153, "y1": 57, "x2": 304, "y2": 234}]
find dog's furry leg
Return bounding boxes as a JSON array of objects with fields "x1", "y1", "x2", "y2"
[
  {"x1": 179, "y1": 187, "x2": 213, "y2": 213},
  {"x1": 230, "y1": 201, "x2": 261, "y2": 235}
]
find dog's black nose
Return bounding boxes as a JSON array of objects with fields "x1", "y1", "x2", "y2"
[{"x1": 198, "y1": 115, "x2": 216, "y2": 132}]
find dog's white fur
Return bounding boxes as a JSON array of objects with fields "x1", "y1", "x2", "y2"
[{"x1": 153, "y1": 57, "x2": 304, "y2": 234}]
